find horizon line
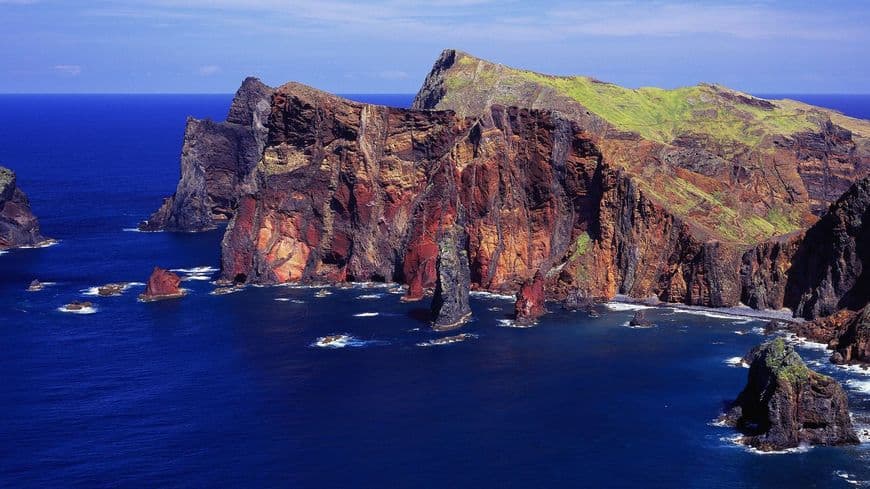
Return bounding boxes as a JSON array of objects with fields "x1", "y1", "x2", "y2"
[{"x1": 2, "y1": 91, "x2": 870, "y2": 97}]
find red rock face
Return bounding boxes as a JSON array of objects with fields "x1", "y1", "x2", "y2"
[
  {"x1": 141, "y1": 267, "x2": 183, "y2": 300},
  {"x1": 514, "y1": 272, "x2": 546, "y2": 324},
  {"x1": 221, "y1": 83, "x2": 604, "y2": 295}
]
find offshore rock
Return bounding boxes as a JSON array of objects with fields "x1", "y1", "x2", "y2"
[
  {"x1": 140, "y1": 78, "x2": 274, "y2": 231},
  {"x1": 0, "y1": 166, "x2": 47, "y2": 249},
  {"x1": 139, "y1": 267, "x2": 184, "y2": 301},
  {"x1": 722, "y1": 338, "x2": 858, "y2": 451},
  {"x1": 514, "y1": 271, "x2": 546, "y2": 325},
  {"x1": 430, "y1": 226, "x2": 472, "y2": 331}
]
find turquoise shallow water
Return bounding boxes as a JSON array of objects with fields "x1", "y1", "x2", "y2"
[{"x1": 1, "y1": 93, "x2": 870, "y2": 488}]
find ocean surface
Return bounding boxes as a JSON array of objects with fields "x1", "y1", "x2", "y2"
[{"x1": 2, "y1": 93, "x2": 870, "y2": 488}]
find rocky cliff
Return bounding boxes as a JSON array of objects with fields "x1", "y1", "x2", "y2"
[
  {"x1": 140, "y1": 77, "x2": 274, "y2": 231},
  {"x1": 743, "y1": 175, "x2": 870, "y2": 319},
  {"x1": 411, "y1": 49, "x2": 870, "y2": 310},
  {"x1": 722, "y1": 338, "x2": 858, "y2": 451},
  {"x1": 220, "y1": 82, "x2": 605, "y2": 295},
  {"x1": 218, "y1": 82, "x2": 772, "y2": 307},
  {"x1": 0, "y1": 166, "x2": 47, "y2": 249},
  {"x1": 151, "y1": 51, "x2": 870, "y2": 313}
]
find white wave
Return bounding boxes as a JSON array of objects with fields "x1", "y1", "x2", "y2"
[
  {"x1": 846, "y1": 379, "x2": 870, "y2": 394},
  {"x1": 834, "y1": 363, "x2": 870, "y2": 376},
  {"x1": 497, "y1": 318, "x2": 535, "y2": 329},
  {"x1": 720, "y1": 434, "x2": 812, "y2": 455},
  {"x1": 833, "y1": 470, "x2": 863, "y2": 486},
  {"x1": 19, "y1": 239, "x2": 59, "y2": 249},
  {"x1": 0, "y1": 250, "x2": 6, "y2": 256},
  {"x1": 733, "y1": 330, "x2": 749, "y2": 335},
  {"x1": 673, "y1": 309, "x2": 752, "y2": 322},
  {"x1": 210, "y1": 287, "x2": 242, "y2": 296},
  {"x1": 80, "y1": 282, "x2": 141, "y2": 296},
  {"x1": 605, "y1": 302, "x2": 652, "y2": 312},
  {"x1": 487, "y1": 306, "x2": 502, "y2": 312},
  {"x1": 725, "y1": 356, "x2": 749, "y2": 368},
  {"x1": 623, "y1": 321, "x2": 656, "y2": 329},
  {"x1": 416, "y1": 333, "x2": 478, "y2": 347},
  {"x1": 470, "y1": 290, "x2": 515, "y2": 301},
  {"x1": 355, "y1": 294, "x2": 383, "y2": 300},
  {"x1": 351, "y1": 282, "x2": 393, "y2": 289},
  {"x1": 311, "y1": 334, "x2": 382, "y2": 348},
  {"x1": 783, "y1": 332, "x2": 830, "y2": 351},
  {"x1": 170, "y1": 266, "x2": 218, "y2": 274},
  {"x1": 354, "y1": 312, "x2": 379, "y2": 317},
  {"x1": 123, "y1": 227, "x2": 163, "y2": 233},
  {"x1": 58, "y1": 305, "x2": 97, "y2": 315},
  {"x1": 182, "y1": 275, "x2": 213, "y2": 281}
]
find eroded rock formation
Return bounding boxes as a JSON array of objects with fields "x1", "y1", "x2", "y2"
[
  {"x1": 514, "y1": 271, "x2": 546, "y2": 325},
  {"x1": 431, "y1": 225, "x2": 472, "y2": 330},
  {"x1": 722, "y1": 338, "x2": 858, "y2": 451},
  {"x1": 0, "y1": 166, "x2": 47, "y2": 249},
  {"x1": 140, "y1": 267, "x2": 184, "y2": 301},
  {"x1": 140, "y1": 78, "x2": 274, "y2": 231}
]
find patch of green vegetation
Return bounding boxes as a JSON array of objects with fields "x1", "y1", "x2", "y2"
[
  {"x1": 517, "y1": 72, "x2": 818, "y2": 147},
  {"x1": 570, "y1": 232, "x2": 591, "y2": 261},
  {"x1": 764, "y1": 338, "x2": 811, "y2": 384}
]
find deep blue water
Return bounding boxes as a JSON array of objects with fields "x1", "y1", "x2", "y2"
[{"x1": 1, "y1": 93, "x2": 870, "y2": 488}]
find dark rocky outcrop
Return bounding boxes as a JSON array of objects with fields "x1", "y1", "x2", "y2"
[
  {"x1": 629, "y1": 311, "x2": 653, "y2": 327},
  {"x1": 0, "y1": 166, "x2": 47, "y2": 249},
  {"x1": 743, "y1": 175, "x2": 870, "y2": 319},
  {"x1": 140, "y1": 78, "x2": 274, "y2": 231},
  {"x1": 514, "y1": 271, "x2": 546, "y2": 325},
  {"x1": 830, "y1": 306, "x2": 870, "y2": 365},
  {"x1": 139, "y1": 267, "x2": 184, "y2": 301},
  {"x1": 430, "y1": 226, "x2": 472, "y2": 330},
  {"x1": 722, "y1": 338, "x2": 859, "y2": 451}
]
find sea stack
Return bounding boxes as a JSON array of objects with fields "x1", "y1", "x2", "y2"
[
  {"x1": 514, "y1": 272, "x2": 546, "y2": 325},
  {"x1": 430, "y1": 226, "x2": 472, "y2": 331},
  {"x1": 0, "y1": 166, "x2": 48, "y2": 249},
  {"x1": 722, "y1": 338, "x2": 859, "y2": 451},
  {"x1": 139, "y1": 267, "x2": 185, "y2": 301}
]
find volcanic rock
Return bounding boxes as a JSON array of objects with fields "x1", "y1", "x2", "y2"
[
  {"x1": 430, "y1": 226, "x2": 472, "y2": 331},
  {"x1": 722, "y1": 338, "x2": 859, "y2": 451},
  {"x1": 140, "y1": 78, "x2": 274, "y2": 231},
  {"x1": 515, "y1": 271, "x2": 546, "y2": 325},
  {"x1": 27, "y1": 279, "x2": 44, "y2": 292},
  {"x1": 0, "y1": 166, "x2": 48, "y2": 249},
  {"x1": 139, "y1": 267, "x2": 184, "y2": 301},
  {"x1": 628, "y1": 311, "x2": 653, "y2": 327}
]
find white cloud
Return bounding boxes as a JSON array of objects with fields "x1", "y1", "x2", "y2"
[
  {"x1": 198, "y1": 65, "x2": 220, "y2": 76},
  {"x1": 53, "y1": 64, "x2": 82, "y2": 76},
  {"x1": 81, "y1": 0, "x2": 867, "y2": 42}
]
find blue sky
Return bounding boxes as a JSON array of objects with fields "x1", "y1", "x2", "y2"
[{"x1": 1, "y1": 0, "x2": 868, "y2": 94}]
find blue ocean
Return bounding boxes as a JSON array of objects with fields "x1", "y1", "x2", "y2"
[{"x1": 2, "y1": 93, "x2": 870, "y2": 488}]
